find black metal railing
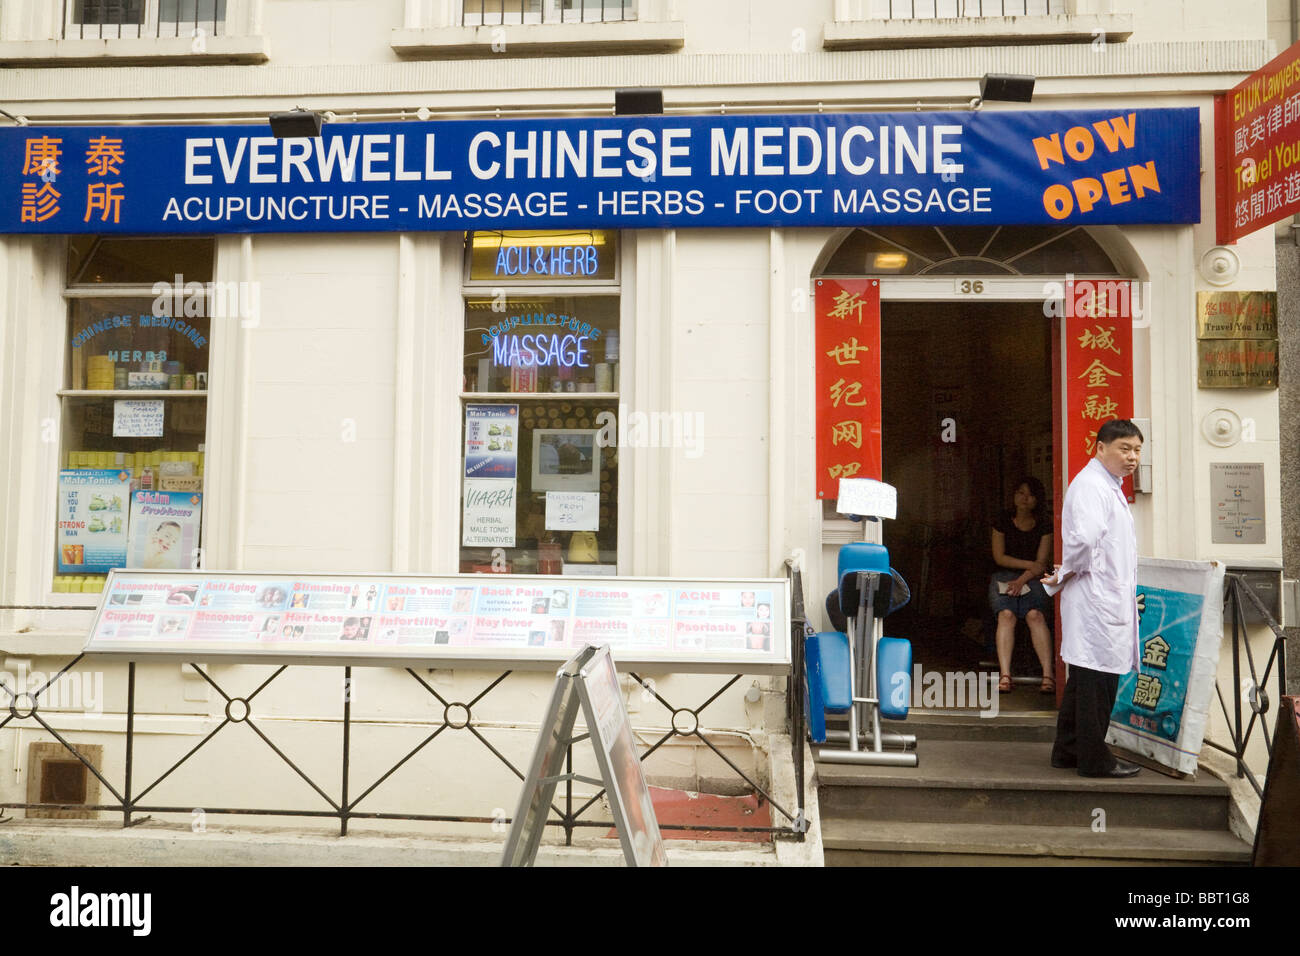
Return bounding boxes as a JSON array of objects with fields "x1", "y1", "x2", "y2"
[
  {"x1": 63, "y1": 0, "x2": 225, "y2": 40},
  {"x1": 785, "y1": 559, "x2": 809, "y2": 832},
  {"x1": 878, "y1": 0, "x2": 1064, "y2": 17},
  {"x1": 0, "y1": 652, "x2": 806, "y2": 846},
  {"x1": 461, "y1": 0, "x2": 635, "y2": 27},
  {"x1": 1203, "y1": 573, "x2": 1289, "y2": 797}
]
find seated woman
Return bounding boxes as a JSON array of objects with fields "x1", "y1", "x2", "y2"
[{"x1": 989, "y1": 476, "x2": 1055, "y2": 694}]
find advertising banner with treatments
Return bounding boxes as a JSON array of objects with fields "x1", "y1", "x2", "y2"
[
  {"x1": 2, "y1": 109, "x2": 1198, "y2": 234},
  {"x1": 84, "y1": 570, "x2": 791, "y2": 673},
  {"x1": 1107, "y1": 558, "x2": 1225, "y2": 775}
]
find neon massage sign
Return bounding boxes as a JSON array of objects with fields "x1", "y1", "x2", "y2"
[
  {"x1": 486, "y1": 311, "x2": 601, "y2": 368},
  {"x1": 473, "y1": 232, "x2": 608, "y2": 367}
]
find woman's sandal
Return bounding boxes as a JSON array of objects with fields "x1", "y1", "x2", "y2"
[
  {"x1": 1039, "y1": 675, "x2": 1056, "y2": 695},
  {"x1": 999, "y1": 673, "x2": 1014, "y2": 694}
]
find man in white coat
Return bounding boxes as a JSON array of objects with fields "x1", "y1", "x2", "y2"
[{"x1": 1041, "y1": 419, "x2": 1143, "y2": 778}]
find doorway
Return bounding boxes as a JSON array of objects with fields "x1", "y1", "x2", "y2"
[{"x1": 880, "y1": 300, "x2": 1057, "y2": 712}]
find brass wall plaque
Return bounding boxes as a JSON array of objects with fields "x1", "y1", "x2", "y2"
[
  {"x1": 1196, "y1": 291, "x2": 1278, "y2": 338},
  {"x1": 1197, "y1": 340, "x2": 1279, "y2": 388}
]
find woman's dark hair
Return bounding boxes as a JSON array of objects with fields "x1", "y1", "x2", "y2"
[{"x1": 1013, "y1": 476, "x2": 1047, "y2": 520}]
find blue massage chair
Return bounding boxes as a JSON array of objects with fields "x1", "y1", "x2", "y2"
[{"x1": 806, "y1": 539, "x2": 918, "y2": 767}]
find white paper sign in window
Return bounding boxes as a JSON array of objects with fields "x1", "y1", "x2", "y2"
[{"x1": 545, "y1": 491, "x2": 599, "y2": 531}]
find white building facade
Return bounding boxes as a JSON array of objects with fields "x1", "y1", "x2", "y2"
[{"x1": 0, "y1": 0, "x2": 1288, "y2": 852}]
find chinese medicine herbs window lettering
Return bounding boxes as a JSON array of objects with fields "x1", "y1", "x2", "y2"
[
  {"x1": 461, "y1": 230, "x2": 620, "y2": 575},
  {"x1": 56, "y1": 237, "x2": 215, "y2": 595}
]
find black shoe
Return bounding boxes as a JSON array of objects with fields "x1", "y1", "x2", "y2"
[
  {"x1": 1078, "y1": 760, "x2": 1141, "y2": 778},
  {"x1": 1050, "y1": 756, "x2": 1077, "y2": 769}
]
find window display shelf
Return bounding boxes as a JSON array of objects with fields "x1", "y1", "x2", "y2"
[
  {"x1": 460, "y1": 392, "x2": 619, "y2": 400},
  {"x1": 58, "y1": 390, "x2": 209, "y2": 398}
]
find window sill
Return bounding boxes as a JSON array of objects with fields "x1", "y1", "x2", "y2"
[
  {"x1": 0, "y1": 604, "x2": 97, "y2": 658},
  {"x1": 823, "y1": 13, "x2": 1132, "y2": 50},
  {"x1": 391, "y1": 20, "x2": 684, "y2": 59},
  {"x1": 460, "y1": 391, "x2": 619, "y2": 400},
  {"x1": 59, "y1": 389, "x2": 208, "y2": 398},
  {"x1": 0, "y1": 34, "x2": 270, "y2": 66}
]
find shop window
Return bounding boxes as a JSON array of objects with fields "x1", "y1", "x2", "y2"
[
  {"x1": 460, "y1": 230, "x2": 620, "y2": 575},
  {"x1": 461, "y1": 0, "x2": 637, "y2": 26},
  {"x1": 66, "y1": 0, "x2": 227, "y2": 39},
  {"x1": 56, "y1": 237, "x2": 214, "y2": 594},
  {"x1": 859, "y1": 0, "x2": 1064, "y2": 19}
]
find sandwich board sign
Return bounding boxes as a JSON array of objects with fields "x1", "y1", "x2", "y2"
[{"x1": 502, "y1": 644, "x2": 667, "y2": 866}]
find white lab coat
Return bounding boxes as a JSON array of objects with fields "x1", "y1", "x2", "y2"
[{"x1": 1044, "y1": 457, "x2": 1140, "y2": 675}]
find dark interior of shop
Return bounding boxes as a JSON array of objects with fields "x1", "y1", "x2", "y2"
[{"x1": 881, "y1": 300, "x2": 1056, "y2": 712}]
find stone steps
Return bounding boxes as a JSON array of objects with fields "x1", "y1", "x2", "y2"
[
  {"x1": 816, "y1": 722, "x2": 1252, "y2": 866},
  {"x1": 821, "y1": 819, "x2": 1252, "y2": 866}
]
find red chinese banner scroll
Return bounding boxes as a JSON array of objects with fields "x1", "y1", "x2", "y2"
[
  {"x1": 1215, "y1": 38, "x2": 1300, "y2": 244},
  {"x1": 1063, "y1": 278, "x2": 1135, "y2": 501},
  {"x1": 814, "y1": 278, "x2": 881, "y2": 499}
]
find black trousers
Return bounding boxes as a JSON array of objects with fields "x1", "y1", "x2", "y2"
[{"x1": 1051, "y1": 664, "x2": 1120, "y2": 774}]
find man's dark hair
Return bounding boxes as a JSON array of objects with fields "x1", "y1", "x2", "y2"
[{"x1": 1097, "y1": 419, "x2": 1143, "y2": 446}]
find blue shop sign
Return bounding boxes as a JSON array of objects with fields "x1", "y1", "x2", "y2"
[{"x1": 0, "y1": 108, "x2": 1200, "y2": 234}]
